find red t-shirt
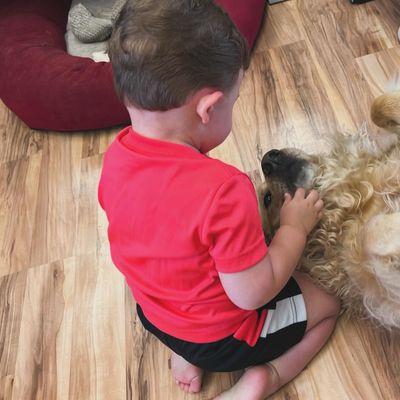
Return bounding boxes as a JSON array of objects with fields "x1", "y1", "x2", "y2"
[{"x1": 98, "y1": 126, "x2": 269, "y2": 346}]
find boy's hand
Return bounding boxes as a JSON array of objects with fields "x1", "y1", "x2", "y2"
[{"x1": 280, "y1": 188, "x2": 324, "y2": 236}]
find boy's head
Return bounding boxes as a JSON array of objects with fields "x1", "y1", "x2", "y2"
[{"x1": 109, "y1": 0, "x2": 250, "y2": 112}]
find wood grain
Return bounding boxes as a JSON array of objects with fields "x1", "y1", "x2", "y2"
[{"x1": 1, "y1": 0, "x2": 400, "y2": 399}]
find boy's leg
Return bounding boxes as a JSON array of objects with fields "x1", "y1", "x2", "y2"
[{"x1": 214, "y1": 271, "x2": 341, "y2": 400}]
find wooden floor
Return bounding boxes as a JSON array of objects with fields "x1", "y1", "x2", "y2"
[{"x1": 1, "y1": 0, "x2": 400, "y2": 399}]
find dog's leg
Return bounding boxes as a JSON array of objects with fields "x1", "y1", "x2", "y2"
[
  {"x1": 365, "y1": 90, "x2": 400, "y2": 155},
  {"x1": 357, "y1": 212, "x2": 400, "y2": 328},
  {"x1": 371, "y1": 91, "x2": 400, "y2": 134}
]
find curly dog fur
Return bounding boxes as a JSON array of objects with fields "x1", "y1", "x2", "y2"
[{"x1": 257, "y1": 91, "x2": 400, "y2": 329}]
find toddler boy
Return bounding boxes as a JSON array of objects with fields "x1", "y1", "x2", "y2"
[{"x1": 98, "y1": 1, "x2": 340, "y2": 398}]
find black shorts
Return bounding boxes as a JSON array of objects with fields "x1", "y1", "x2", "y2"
[{"x1": 136, "y1": 277, "x2": 307, "y2": 372}]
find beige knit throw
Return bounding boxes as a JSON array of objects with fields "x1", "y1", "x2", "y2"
[{"x1": 69, "y1": 0, "x2": 126, "y2": 44}]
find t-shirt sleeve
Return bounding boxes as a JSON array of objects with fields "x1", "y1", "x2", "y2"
[{"x1": 202, "y1": 174, "x2": 268, "y2": 273}]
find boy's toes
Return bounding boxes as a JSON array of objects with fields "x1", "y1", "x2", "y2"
[
  {"x1": 188, "y1": 375, "x2": 202, "y2": 393},
  {"x1": 176, "y1": 375, "x2": 202, "y2": 393}
]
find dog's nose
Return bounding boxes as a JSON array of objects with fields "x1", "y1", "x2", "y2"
[
  {"x1": 266, "y1": 149, "x2": 281, "y2": 160},
  {"x1": 261, "y1": 149, "x2": 282, "y2": 176}
]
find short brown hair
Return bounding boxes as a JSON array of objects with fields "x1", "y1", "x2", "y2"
[{"x1": 109, "y1": 0, "x2": 250, "y2": 111}]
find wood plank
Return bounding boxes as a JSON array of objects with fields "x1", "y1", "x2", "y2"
[
  {"x1": 372, "y1": 0, "x2": 400, "y2": 47},
  {"x1": 81, "y1": 128, "x2": 120, "y2": 159},
  {"x1": 0, "y1": 100, "x2": 43, "y2": 164},
  {"x1": 296, "y1": 0, "x2": 376, "y2": 131},
  {"x1": 0, "y1": 153, "x2": 42, "y2": 276},
  {"x1": 1, "y1": 253, "x2": 126, "y2": 400},
  {"x1": 356, "y1": 46, "x2": 400, "y2": 97},
  {"x1": 0, "y1": 271, "x2": 27, "y2": 399},
  {"x1": 255, "y1": 2, "x2": 304, "y2": 51}
]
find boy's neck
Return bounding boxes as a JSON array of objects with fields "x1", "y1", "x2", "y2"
[{"x1": 127, "y1": 105, "x2": 201, "y2": 152}]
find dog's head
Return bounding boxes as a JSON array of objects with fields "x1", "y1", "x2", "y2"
[
  {"x1": 261, "y1": 148, "x2": 319, "y2": 194},
  {"x1": 259, "y1": 148, "x2": 320, "y2": 239}
]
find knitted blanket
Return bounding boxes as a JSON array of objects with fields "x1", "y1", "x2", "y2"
[
  {"x1": 65, "y1": 0, "x2": 126, "y2": 61},
  {"x1": 68, "y1": 0, "x2": 126, "y2": 43}
]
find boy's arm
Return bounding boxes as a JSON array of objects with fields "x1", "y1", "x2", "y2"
[
  {"x1": 219, "y1": 188, "x2": 322, "y2": 310},
  {"x1": 218, "y1": 224, "x2": 306, "y2": 310}
]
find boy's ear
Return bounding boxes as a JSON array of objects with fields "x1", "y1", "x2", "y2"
[{"x1": 196, "y1": 91, "x2": 224, "y2": 124}]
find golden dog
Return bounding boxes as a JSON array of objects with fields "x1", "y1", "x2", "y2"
[{"x1": 257, "y1": 91, "x2": 400, "y2": 329}]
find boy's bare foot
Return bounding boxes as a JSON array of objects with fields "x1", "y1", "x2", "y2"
[
  {"x1": 212, "y1": 363, "x2": 280, "y2": 400},
  {"x1": 170, "y1": 351, "x2": 204, "y2": 394}
]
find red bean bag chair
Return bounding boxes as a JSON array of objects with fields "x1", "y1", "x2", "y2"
[{"x1": 0, "y1": 0, "x2": 265, "y2": 132}]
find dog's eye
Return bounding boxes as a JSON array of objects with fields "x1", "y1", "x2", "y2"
[{"x1": 263, "y1": 191, "x2": 272, "y2": 209}]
